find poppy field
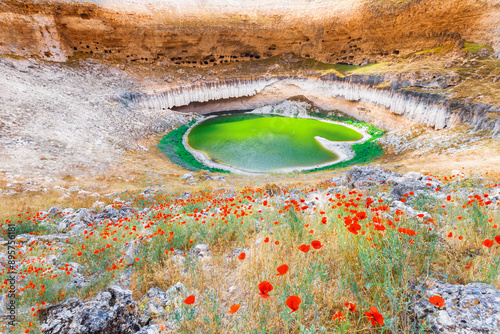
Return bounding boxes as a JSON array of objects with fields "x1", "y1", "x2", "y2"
[{"x1": 1, "y1": 169, "x2": 500, "y2": 333}]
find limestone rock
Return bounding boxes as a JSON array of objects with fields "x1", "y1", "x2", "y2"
[
  {"x1": 165, "y1": 282, "x2": 187, "y2": 300},
  {"x1": 264, "y1": 184, "x2": 282, "y2": 197},
  {"x1": 40, "y1": 286, "x2": 144, "y2": 334},
  {"x1": 190, "y1": 244, "x2": 211, "y2": 257},
  {"x1": 410, "y1": 279, "x2": 500, "y2": 333},
  {"x1": 345, "y1": 165, "x2": 401, "y2": 189},
  {"x1": 180, "y1": 172, "x2": 194, "y2": 181},
  {"x1": 140, "y1": 287, "x2": 170, "y2": 318}
]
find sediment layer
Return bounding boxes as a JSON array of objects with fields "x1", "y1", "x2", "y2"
[
  {"x1": 129, "y1": 76, "x2": 500, "y2": 135},
  {"x1": 0, "y1": 0, "x2": 498, "y2": 64}
]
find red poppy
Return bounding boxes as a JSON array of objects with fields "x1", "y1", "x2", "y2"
[
  {"x1": 332, "y1": 311, "x2": 345, "y2": 322},
  {"x1": 276, "y1": 264, "x2": 288, "y2": 275},
  {"x1": 465, "y1": 261, "x2": 472, "y2": 270},
  {"x1": 365, "y1": 306, "x2": 384, "y2": 326},
  {"x1": 356, "y1": 211, "x2": 367, "y2": 220},
  {"x1": 344, "y1": 216, "x2": 353, "y2": 225},
  {"x1": 184, "y1": 295, "x2": 195, "y2": 305},
  {"x1": 321, "y1": 217, "x2": 327, "y2": 224},
  {"x1": 495, "y1": 235, "x2": 500, "y2": 244},
  {"x1": 298, "y1": 244, "x2": 310, "y2": 253},
  {"x1": 482, "y1": 239, "x2": 494, "y2": 248},
  {"x1": 347, "y1": 223, "x2": 361, "y2": 235},
  {"x1": 257, "y1": 281, "x2": 273, "y2": 299},
  {"x1": 238, "y1": 252, "x2": 246, "y2": 260},
  {"x1": 311, "y1": 240, "x2": 323, "y2": 249},
  {"x1": 228, "y1": 304, "x2": 240, "y2": 313},
  {"x1": 264, "y1": 237, "x2": 270, "y2": 243},
  {"x1": 447, "y1": 232, "x2": 453, "y2": 238},
  {"x1": 429, "y1": 295, "x2": 445, "y2": 308},
  {"x1": 374, "y1": 224, "x2": 386, "y2": 231},
  {"x1": 286, "y1": 295, "x2": 301, "y2": 314},
  {"x1": 345, "y1": 302, "x2": 356, "y2": 312}
]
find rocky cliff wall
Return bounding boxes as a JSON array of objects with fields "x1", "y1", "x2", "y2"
[
  {"x1": 129, "y1": 76, "x2": 500, "y2": 136},
  {"x1": 0, "y1": 0, "x2": 497, "y2": 65}
]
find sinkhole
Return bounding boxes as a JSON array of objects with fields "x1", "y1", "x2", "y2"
[{"x1": 180, "y1": 113, "x2": 368, "y2": 173}]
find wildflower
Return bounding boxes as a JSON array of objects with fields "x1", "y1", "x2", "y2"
[
  {"x1": 257, "y1": 281, "x2": 273, "y2": 299},
  {"x1": 347, "y1": 223, "x2": 361, "y2": 235},
  {"x1": 286, "y1": 295, "x2": 301, "y2": 314},
  {"x1": 264, "y1": 237, "x2": 270, "y2": 243},
  {"x1": 184, "y1": 295, "x2": 195, "y2": 305},
  {"x1": 332, "y1": 311, "x2": 345, "y2": 322},
  {"x1": 495, "y1": 236, "x2": 500, "y2": 244},
  {"x1": 482, "y1": 239, "x2": 494, "y2": 248},
  {"x1": 228, "y1": 304, "x2": 240, "y2": 313},
  {"x1": 429, "y1": 295, "x2": 445, "y2": 308},
  {"x1": 447, "y1": 232, "x2": 453, "y2": 238},
  {"x1": 365, "y1": 306, "x2": 384, "y2": 326},
  {"x1": 238, "y1": 252, "x2": 246, "y2": 260},
  {"x1": 345, "y1": 302, "x2": 356, "y2": 312},
  {"x1": 344, "y1": 216, "x2": 352, "y2": 225},
  {"x1": 311, "y1": 240, "x2": 323, "y2": 249},
  {"x1": 298, "y1": 244, "x2": 310, "y2": 253},
  {"x1": 355, "y1": 211, "x2": 367, "y2": 220},
  {"x1": 465, "y1": 261, "x2": 472, "y2": 270},
  {"x1": 276, "y1": 264, "x2": 288, "y2": 275}
]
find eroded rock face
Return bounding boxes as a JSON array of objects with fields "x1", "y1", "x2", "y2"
[
  {"x1": 40, "y1": 286, "x2": 144, "y2": 334},
  {"x1": 410, "y1": 279, "x2": 500, "y2": 334},
  {"x1": 344, "y1": 166, "x2": 443, "y2": 200},
  {"x1": 0, "y1": 0, "x2": 494, "y2": 65},
  {"x1": 345, "y1": 165, "x2": 401, "y2": 189}
]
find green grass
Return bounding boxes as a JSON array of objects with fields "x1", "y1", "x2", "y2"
[
  {"x1": 305, "y1": 111, "x2": 386, "y2": 173},
  {"x1": 346, "y1": 62, "x2": 390, "y2": 75},
  {"x1": 463, "y1": 42, "x2": 494, "y2": 55},
  {"x1": 157, "y1": 121, "x2": 229, "y2": 173}
]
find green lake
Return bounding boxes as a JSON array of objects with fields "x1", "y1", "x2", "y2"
[{"x1": 186, "y1": 114, "x2": 363, "y2": 173}]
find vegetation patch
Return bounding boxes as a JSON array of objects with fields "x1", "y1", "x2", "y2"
[
  {"x1": 306, "y1": 111, "x2": 385, "y2": 173},
  {"x1": 463, "y1": 42, "x2": 494, "y2": 55},
  {"x1": 157, "y1": 121, "x2": 229, "y2": 174}
]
